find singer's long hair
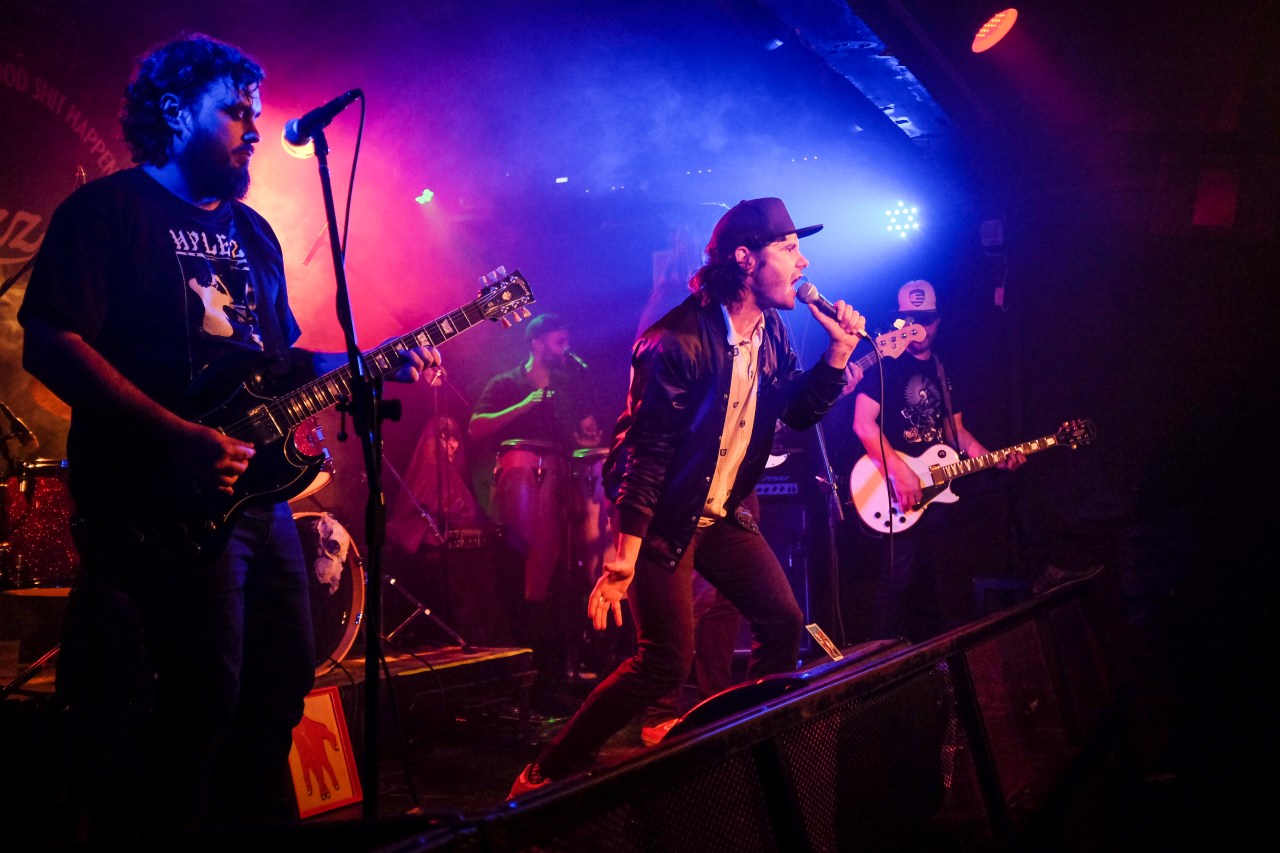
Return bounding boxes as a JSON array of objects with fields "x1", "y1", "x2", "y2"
[
  {"x1": 121, "y1": 33, "x2": 264, "y2": 166},
  {"x1": 689, "y1": 234, "x2": 780, "y2": 309}
]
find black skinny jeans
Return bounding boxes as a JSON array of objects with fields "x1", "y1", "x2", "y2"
[{"x1": 538, "y1": 517, "x2": 803, "y2": 777}]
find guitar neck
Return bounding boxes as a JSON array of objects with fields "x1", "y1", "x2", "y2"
[
  {"x1": 849, "y1": 349, "x2": 882, "y2": 374},
  {"x1": 273, "y1": 302, "x2": 489, "y2": 430},
  {"x1": 933, "y1": 433, "x2": 1062, "y2": 484}
]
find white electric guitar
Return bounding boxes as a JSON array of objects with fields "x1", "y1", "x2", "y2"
[{"x1": 849, "y1": 419, "x2": 1096, "y2": 533}]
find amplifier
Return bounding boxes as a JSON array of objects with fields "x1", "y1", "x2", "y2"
[
  {"x1": 755, "y1": 479, "x2": 800, "y2": 497},
  {"x1": 442, "y1": 527, "x2": 506, "y2": 550}
]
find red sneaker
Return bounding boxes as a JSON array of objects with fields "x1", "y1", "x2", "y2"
[
  {"x1": 508, "y1": 763, "x2": 552, "y2": 799},
  {"x1": 640, "y1": 718, "x2": 678, "y2": 746}
]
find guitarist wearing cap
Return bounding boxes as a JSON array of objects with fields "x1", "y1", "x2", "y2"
[{"x1": 851, "y1": 280, "x2": 1024, "y2": 642}]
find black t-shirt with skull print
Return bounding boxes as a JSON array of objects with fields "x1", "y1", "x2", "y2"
[{"x1": 854, "y1": 351, "x2": 962, "y2": 457}]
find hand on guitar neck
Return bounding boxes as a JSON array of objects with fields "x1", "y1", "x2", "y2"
[{"x1": 839, "y1": 323, "x2": 928, "y2": 397}]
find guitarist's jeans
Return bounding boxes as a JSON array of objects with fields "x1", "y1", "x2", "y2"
[
  {"x1": 871, "y1": 503, "x2": 955, "y2": 642},
  {"x1": 534, "y1": 518, "x2": 803, "y2": 778},
  {"x1": 56, "y1": 502, "x2": 315, "y2": 838}
]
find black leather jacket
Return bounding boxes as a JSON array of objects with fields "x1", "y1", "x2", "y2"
[{"x1": 602, "y1": 295, "x2": 845, "y2": 570}]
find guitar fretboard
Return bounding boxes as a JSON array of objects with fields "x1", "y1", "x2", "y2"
[
  {"x1": 934, "y1": 435, "x2": 1058, "y2": 483},
  {"x1": 269, "y1": 301, "x2": 490, "y2": 431}
]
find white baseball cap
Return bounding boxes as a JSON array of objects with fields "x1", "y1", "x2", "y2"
[{"x1": 897, "y1": 279, "x2": 938, "y2": 316}]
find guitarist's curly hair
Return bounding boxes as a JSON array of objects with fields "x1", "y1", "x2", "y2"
[{"x1": 121, "y1": 33, "x2": 264, "y2": 166}]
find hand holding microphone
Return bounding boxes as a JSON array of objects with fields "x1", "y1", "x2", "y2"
[{"x1": 796, "y1": 277, "x2": 869, "y2": 340}]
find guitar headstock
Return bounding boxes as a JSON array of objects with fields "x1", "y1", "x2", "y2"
[
  {"x1": 476, "y1": 267, "x2": 535, "y2": 327},
  {"x1": 1056, "y1": 418, "x2": 1097, "y2": 449},
  {"x1": 872, "y1": 324, "x2": 925, "y2": 359}
]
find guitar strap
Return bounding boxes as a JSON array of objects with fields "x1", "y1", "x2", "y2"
[{"x1": 934, "y1": 357, "x2": 966, "y2": 459}]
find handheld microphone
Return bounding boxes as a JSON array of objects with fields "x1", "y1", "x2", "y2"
[
  {"x1": 796, "y1": 279, "x2": 869, "y2": 339},
  {"x1": 566, "y1": 351, "x2": 590, "y2": 370},
  {"x1": 282, "y1": 89, "x2": 362, "y2": 148},
  {"x1": 0, "y1": 401, "x2": 39, "y2": 449}
]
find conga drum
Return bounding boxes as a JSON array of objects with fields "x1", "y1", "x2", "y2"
[
  {"x1": 569, "y1": 447, "x2": 617, "y2": 583},
  {"x1": 490, "y1": 439, "x2": 568, "y2": 602},
  {"x1": 1, "y1": 459, "x2": 79, "y2": 591}
]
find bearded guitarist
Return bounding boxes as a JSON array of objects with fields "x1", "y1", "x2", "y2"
[
  {"x1": 851, "y1": 280, "x2": 1024, "y2": 642},
  {"x1": 18, "y1": 35, "x2": 442, "y2": 840}
]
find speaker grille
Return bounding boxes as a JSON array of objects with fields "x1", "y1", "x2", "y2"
[{"x1": 964, "y1": 620, "x2": 1072, "y2": 822}]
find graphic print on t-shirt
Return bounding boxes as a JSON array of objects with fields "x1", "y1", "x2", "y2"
[
  {"x1": 899, "y1": 371, "x2": 943, "y2": 446},
  {"x1": 170, "y1": 227, "x2": 264, "y2": 350}
]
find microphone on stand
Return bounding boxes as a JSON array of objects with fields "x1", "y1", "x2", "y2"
[
  {"x1": 0, "y1": 401, "x2": 39, "y2": 450},
  {"x1": 796, "y1": 278, "x2": 870, "y2": 339},
  {"x1": 281, "y1": 89, "x2": 362, "y2": 153},
  {"x1": 566, "y1": 351, "x2": 590, "y2": 370}
]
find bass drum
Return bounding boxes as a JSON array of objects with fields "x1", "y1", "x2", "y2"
[{"x1": 294, "y1": 511, "x2": 364, "y2": 676}]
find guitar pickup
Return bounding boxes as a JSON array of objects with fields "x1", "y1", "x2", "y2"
[{"x1": 246, "y1": 406, "x2": 287, "y2": 443}]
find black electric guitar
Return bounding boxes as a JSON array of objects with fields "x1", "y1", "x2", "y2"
[
  {"x1": 849, "y1": 418, "x2": 1096, "y2": 533},
  {"x1": 153, "y1": 269, "x2": 534, "y2": 557}
]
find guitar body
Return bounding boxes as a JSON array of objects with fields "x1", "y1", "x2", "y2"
[
  {"x1": 180, "y1": 352, "x2": 327, "y2": 522},
  {"x1": 131, "y1": 269, "x2": 536, "y2": 560},
  {"x1": 848, "y1": 419, "x2": 1096, "y2": 534},
  {"x1": 848, "y1": 444, "x2": 960, "y2": 533}
]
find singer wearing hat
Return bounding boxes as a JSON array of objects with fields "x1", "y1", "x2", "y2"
[{"x1": 510, "y1": 197, "x2": 866, "y2": 795}]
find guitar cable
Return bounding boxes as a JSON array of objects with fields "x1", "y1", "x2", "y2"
[{"x1": 856, "y1": 321, "x2": 901, "y2": 648}]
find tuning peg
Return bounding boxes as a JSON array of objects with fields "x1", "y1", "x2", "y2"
[
  {"x1": 892, "y1": 318, "x2": 905, "y2": 330},
  {"x1": 512, "y1": 312, "x2": 524, "y2": 323},
  {"x1": 496, "y1": 265, "x2": 507, "y2": 276},
  {"x1": 500, "y1": 316, "x2": 512, "y2": 328},
  {"x1": 521, "y1": 307, "x2": 532, "y2": 318}
]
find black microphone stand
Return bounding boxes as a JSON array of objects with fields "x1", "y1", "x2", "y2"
[
  {"x1": 308, "y1": 126, "x2": 388, "y2": 821},
  {"x1": 812, "y1": 422, "x2": 846, "y2": 647}
]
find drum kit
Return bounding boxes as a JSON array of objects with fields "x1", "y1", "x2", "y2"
[
  {"x1": 1, "y1": 410, "x2": 618, "y2": 691},
  {"x1": 1, "y1": 458, "x2": 78, "y2": 594},
  {"x1": 0, "y1": 415, "x2": 358, "y2": 684}
]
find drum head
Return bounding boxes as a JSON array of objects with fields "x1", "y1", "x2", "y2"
[{"x1": 294, "y1": 511, "x2": 365, "y2": 675}]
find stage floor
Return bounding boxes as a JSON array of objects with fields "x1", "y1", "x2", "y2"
[{"x1": 0, "y1": 635, "x2": 646, "y2": 842}]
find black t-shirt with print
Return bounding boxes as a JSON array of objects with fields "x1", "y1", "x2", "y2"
[
  {"x1": 19, "y1": 167, "x2": 301, "y2": 513},
  {"x1": 854, "y1": 352, "x2": 962, "y2": 456}
]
